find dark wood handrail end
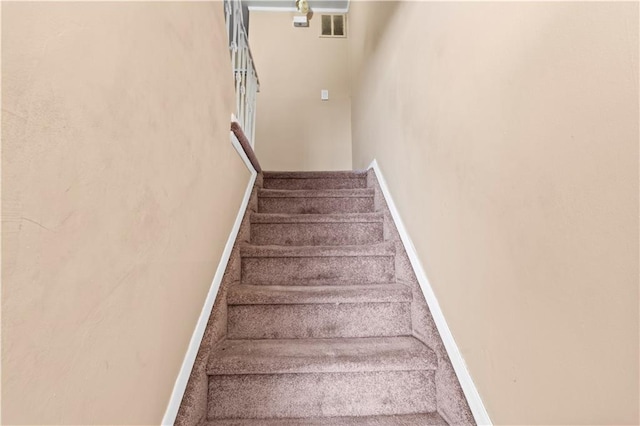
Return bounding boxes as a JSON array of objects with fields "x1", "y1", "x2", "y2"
[{"x1": 230, "y1": 122, "x2": 262, "y2": 173}]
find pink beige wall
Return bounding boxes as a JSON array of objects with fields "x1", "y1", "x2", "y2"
[
  {"x1": 349, "y1": 2, "x2": 639, "y2": 424},
  {"x1": 249, "y1": 11, "x2": 352, "y2": 171},
  {"x1": 2, "y1": 2, "x2": 250, "y2": 424}
]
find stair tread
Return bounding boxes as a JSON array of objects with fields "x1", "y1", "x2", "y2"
[
  {"x1": 251, "y1": 212, "x2": 383, "y2": 224},
  {"x1": 207, "y1": 336, "x2": 437, "y2": 375},
  {"x1": 201, "y1": 412, "x2": 448, "y2": 425},
  {"x1": 239, "y1": 280, "x2": 400, "y2": 286},
  {"x1": 227, "y1": 284, "x2": 411, "y2": 305},
  {"x1": 258, "y1": 188, "x2": 374, "y2": 198},
  {"x1": 241, "y1": 242, "x2": 395, "y2": 258},
  {"x1": 263, "y1": 170, "x2": 368, "y2": 179}
]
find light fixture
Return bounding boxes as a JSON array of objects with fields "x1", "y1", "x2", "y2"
[
  {"x1": 293, "y1": 0, "x2": 310, "y2": 27},
  {"x1": 296, "y1": 0, "x2": 310, "y2": 14}
]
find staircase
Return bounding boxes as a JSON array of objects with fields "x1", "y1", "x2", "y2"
[{"x1": 200, "y1": 171, "x2": 454, "y2": 425}]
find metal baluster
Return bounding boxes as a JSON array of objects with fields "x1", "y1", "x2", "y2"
[{"x1": 224, "y1": 0, "x2": 259, "y2": 147}]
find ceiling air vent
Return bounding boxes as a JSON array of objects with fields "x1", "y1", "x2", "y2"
[{"x1": 320, "y1": 14, "x2": 346, "y2": 38}]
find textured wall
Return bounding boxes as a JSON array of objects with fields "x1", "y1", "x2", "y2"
[
  {"x1": 2, "y1": 2, "x2": 250, "y2": 424},
  {"x1": 349, "y1": 2, "x2": 639, "y2": 424},
  {"x1": 249, "y1": 11, "x2": 352, "y2": 171}
]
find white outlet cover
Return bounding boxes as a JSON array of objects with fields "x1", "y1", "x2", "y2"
[{"x1": 321, "y1": 90, "x2": 329, "y2": 100}]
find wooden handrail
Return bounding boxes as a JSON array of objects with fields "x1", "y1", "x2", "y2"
[{"x1": 231, "y1": 122, "x2": 262, "y2": 173}]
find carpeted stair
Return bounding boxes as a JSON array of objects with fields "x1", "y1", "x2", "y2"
[{"x1": 200, "y1": 171, "x2": 455, "y2": 425}]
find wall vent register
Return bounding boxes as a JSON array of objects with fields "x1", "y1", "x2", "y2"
[{"x1": 321, "y1": 14, "x2": 346, "y2": 37}]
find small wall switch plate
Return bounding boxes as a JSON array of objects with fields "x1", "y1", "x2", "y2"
[{"x1": 321, "y1": 90, "x2": 329, "y2": 101}]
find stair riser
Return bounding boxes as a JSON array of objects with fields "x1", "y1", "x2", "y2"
[
  {"x1": 241, "y1": 256, "x2": 395, "y2": 285},
  {"x1": 227, "y1": 303, "x2": 411, "y2": 339},
  {"x1": 263, "y1": 178, "x2": 367, "y2": 190},
  {"x1": 208, "y1": 370, "x2": 436, "y2": 419},
  {"x1": 258, "y1": 197, "x2": 374, "y2": 214},
  {"x1": 251, "y1": 222, "x2": 383, "y2": 246}
]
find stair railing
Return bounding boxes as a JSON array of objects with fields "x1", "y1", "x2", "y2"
[{"x1": 224, "y1": 0, "x2": 260, "y2": 147}]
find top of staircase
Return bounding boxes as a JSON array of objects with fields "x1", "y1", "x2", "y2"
[
  {"x1": 263, "y1": 171, "x2": 368, "y2": 179},
  {"x1": 258, "y1": 188, "x2": 374, "y2": 198}
]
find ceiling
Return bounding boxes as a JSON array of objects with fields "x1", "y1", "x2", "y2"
[{"x1": 244, "y1": 0, "x2": 350, "y2": 13}]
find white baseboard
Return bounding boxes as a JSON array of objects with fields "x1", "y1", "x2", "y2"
[
  {"x1": 161, "y1": 133, "x2": 257, "y2": 425},
  {"x1": 368, "y1": 159, "x2": 492, "y2": 426}
]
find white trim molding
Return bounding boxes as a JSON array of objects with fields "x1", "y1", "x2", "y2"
[
  {"x1": 368, "y1": 159, "x2": 492, "y2": 426},
  {"x1": 161, "y1": 131, "x2": 258, "y2": 425},
  {"x1": 247, "y1": 5, "x2": 349, "y2": 13},
  {"x1": 246, "y1": 0, "x2": 350, "y2": 13}
]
